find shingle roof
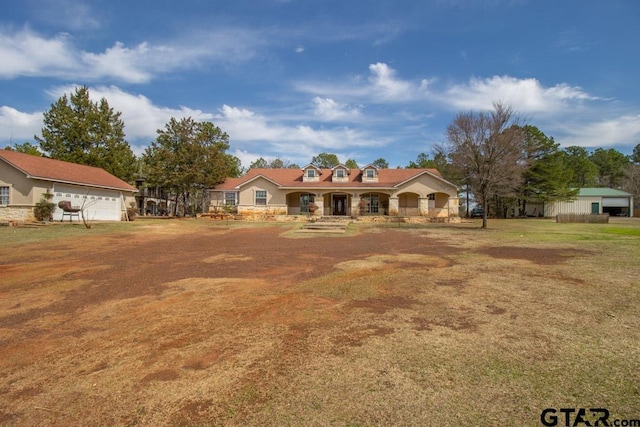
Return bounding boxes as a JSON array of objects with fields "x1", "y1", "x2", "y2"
[
  {"x1": 578, "y1": 187, "x2": 632, "y2": 197},
  {"x1": 213, "y1": 167, "x2": 451, "y2": 190},
  {"x1": 0, "y1": 150, "x2": 137, "y2": 192}
]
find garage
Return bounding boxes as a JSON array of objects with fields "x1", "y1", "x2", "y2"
[
  {"x1": 0, "y1": 150, "x2": 137, "y2": 223},
  {"x1": 52, "y1": 184, "x2": 125, "y2": 221},
  {"x1": 526, "y1": 187, "x2": 634, "y2": 218},
  {"x1": 602, "y1": 197, "x2": 631, "y2": 217}
]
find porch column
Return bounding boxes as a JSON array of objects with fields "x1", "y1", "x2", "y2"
[
  {"x1": 314, "y1": 193, "x2": 324, "y2": 216},
  {"x1": 448, "y1": 197, "x2": 460, "y2": 217},
  {"x1": 388, "y1": 196, "x2": 399, "y2": 216},
  {"x1": 351, "y1": 193, "x2": 361, "y2": 216},
  {"x1": 418, "y1": 197, "x2": 429, "y2": 216}
]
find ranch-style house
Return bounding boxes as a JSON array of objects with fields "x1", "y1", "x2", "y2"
[{"x1": 210, "y1": 164, "x2": 459, "y2": 221}]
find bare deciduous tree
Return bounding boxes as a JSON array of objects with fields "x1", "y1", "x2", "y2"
[{"x1": 444, "y1": 103, "x2": 525, "y2": 228}]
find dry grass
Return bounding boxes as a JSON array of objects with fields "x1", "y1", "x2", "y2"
[{"x1": 0, "y1": 218, "x2": 638, "y2": 426}]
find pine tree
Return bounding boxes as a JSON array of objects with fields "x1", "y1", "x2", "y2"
[{"x1": 35, "y1": 86, "x2": 136, "y2": 181}]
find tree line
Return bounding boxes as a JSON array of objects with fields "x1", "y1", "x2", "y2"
[{"x1": 4, "y1": 89, "x2": 639, "y2": 221}]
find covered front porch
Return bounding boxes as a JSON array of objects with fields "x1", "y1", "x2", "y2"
[{"x1": 284, "y1": 190, "x2": 455, "y2": 218}]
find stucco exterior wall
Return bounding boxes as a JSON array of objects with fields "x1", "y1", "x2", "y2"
[
  {"x1": 0, "y1": 165, "x2": 43, "y2": 206},
  {"x1": 238, "y1": 177, "x2": 286, "y2": 206},
  {"x1": 395, "y1": 173, "x2": 457, "y2": 198},
  {"x1": 0, "y1": 170, "x2": 53, "y2": 221}
]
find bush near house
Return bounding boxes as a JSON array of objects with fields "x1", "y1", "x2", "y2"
[{"x1": 33, "y1": 192, "x2": 56, "y2": 222}]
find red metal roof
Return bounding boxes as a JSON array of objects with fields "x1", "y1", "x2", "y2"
[
  {"x1": 213, "y1": 167, "x2": 450, "y2": 190},
  {"x1": 0, "y1": 150, "x2": 137, "y2": 192}
]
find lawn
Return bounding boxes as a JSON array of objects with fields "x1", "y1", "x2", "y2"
[{"x1": 0, "y1": 218, "x2": 638, "y2": 426}]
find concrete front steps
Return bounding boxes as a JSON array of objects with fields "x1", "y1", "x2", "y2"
[{"x1": 297, "y1": 216, "x2": 351, "y2": 233}]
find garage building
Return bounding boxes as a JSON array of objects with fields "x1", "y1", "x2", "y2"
[
  {"x1": 0, "y1": 150, "x2": 137, "y2": 223},
  {"x1": 528, "y1": 187, "x2": 634, "y2": 218}
]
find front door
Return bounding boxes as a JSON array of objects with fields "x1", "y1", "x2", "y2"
[
  {"x1": 333, "y1": 195, "x2": 347, "y2": 215},
  {"x1": 591, "y1": 202, "x2": 600, "y2": 214}
]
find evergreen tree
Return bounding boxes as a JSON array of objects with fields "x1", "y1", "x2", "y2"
[
  {"x1": 589, "y1": 148, "x2": 629, "y2": 188},
  {"x1": 371, "y1": 157, "x2": 389, "y2": 169},
  {"x1": 4, "y1": 142, "x2": 43, "y2": 156},
  {"x1": 563, "y1": 146, "x2": 599, "y2": 187},
  {"x1": 249, "y1": 157, "x2": 269, "y2": 169},
  {"x1": 344, "y1": 158, "x2": 358, "y2": 169},
  {"x1": 249, "y1": 157, "x2": 297, "y2": 169},
  {"x1": 407, "y1": 152, "x2": 448, "y2": 171},
  {"x1": 143, "y1": 117, "x2": 240, "y2": 215},
  {"x1": 518, "y1": 126, "x2": 577, "y2": 214},
  {"x1": 35, "y1": 86, "x2": 136, "y2": 181},
  {"x1": 311, "y1": 152, "x2": 340, "y2": 168},
  {"x1": 632, "y1": 143, "x2": 640, "y2": 164}
]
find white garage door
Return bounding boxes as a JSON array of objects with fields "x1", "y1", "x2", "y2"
[
  {"x1": 602, "y1": 197, "x2": 630, "y2": 208},
  {"x1": 52, "y1": 184, "x2": 123, "y2": 221}
]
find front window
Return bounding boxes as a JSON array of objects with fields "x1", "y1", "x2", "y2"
[
  {"x1": 336, "y1": 169, "x2": 345, "y2": 178},
  {"x1": 365, "y1": 169, "x2": 375, "y2": 178},
  {"x1": 300, "y1": 193, "x2": 315, "y2": 213},
  {"x1": 0, "y1": 186, "x2": 9, "y2": 206},
  {"x1": 306, "y1": 169, "x2": 316, "y2": 178},
  {"x1": 224, "y1": 192, "x2": 237, "y2": 206},
  {"x1": 361, "y1": 193, "x2": 380, "y2": 213},
  {"x1": 255, "y1": 190, "x2": 267, "y2": 205}
]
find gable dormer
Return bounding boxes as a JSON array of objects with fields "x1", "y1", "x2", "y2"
[
  {"x1": 331, "y1": 164, "x2": 350, "y2": 182},
  {"x1": 302, "y1": 164, "x2": 322, "y2": 182},
  {"x1": 361, "y1": 164, "x2": 379, "y2": 183}
]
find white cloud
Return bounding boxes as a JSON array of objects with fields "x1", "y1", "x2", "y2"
[
  {"x1": 297, "y1": 64, "x2": 598, "y2": 117},
  {"x1": 442, "y1": 75, "x2": 597, "y2": 113},
  {"x1": 0, "y1": 27, "x2": 265, "y2": 83},
  {"x1": 295, "y1": 62, "x2": 428, "y2": 103},
  {"x1": 215, "y1": 105, "x2": 284, "y2": 142},
  {"x1": 213, "y1": 104, "x2": 387, "y2": 165},
  {"x1": 231, "y1": 149, "x2": 263, "y2": 169},
  {"x1": 554, "y1": 114, "x2": 640, "y2": 149},
  {"x1": 312, "y1": 97, "x2": 361, "y2": 121},
  {"x1": 368, "y1": 62, "x2": 418, "y2": 101},
  {"x1": 80, "y1": 42, "x2": 155, "y2": 84},
  {"x1": 0, "y1": 106, "x2": 43, "y2": 141},
  {"x1": 0, "y1": 29, "x2": 78, "y2": 79}
]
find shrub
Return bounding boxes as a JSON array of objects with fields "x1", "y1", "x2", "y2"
[
  {"x1": 34, "y1": 192, "x2": 56, "y2": 222},
  {"x1": 126, "y1": 202, "x2": 138, "y2": 221}
]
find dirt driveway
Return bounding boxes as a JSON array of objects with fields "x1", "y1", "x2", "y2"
[{"x1": 0, "y1": 222, "x2": 635, "y2": 426}]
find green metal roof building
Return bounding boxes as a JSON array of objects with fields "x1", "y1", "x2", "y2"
[{"x1": 540, "y1": 187, "x2": 635, "y2": 217}]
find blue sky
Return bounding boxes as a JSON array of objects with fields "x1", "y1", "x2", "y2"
[{"x1": 1, "y1": 0, "x2": 639, "y2": 169}]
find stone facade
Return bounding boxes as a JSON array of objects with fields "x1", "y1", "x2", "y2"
[{"x1": 0, "y1": 206, "x2": 36, "y2": 223}]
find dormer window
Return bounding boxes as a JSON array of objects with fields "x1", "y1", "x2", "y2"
[
  {"x1": 361, "y1": 164, "x2": 379, "y2": 183},
  {"x1": 331, "y1": 164, "x2": 350, "y2": 182},
  {"x1": 302, "y1": 164, "x2": 322, "y2": 182}
]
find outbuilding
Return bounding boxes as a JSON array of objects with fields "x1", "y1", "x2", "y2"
[
  {"x1": 0, "y1": 150, "x2": 137, "y2": 223},
  {"x1": 527, "y1": 187, "x2": 634, "y2": 218}
]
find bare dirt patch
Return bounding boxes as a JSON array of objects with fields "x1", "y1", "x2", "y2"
[
  {"x1": 0, "y1": 222, "x2": 637, "y2": 426},
  {"x1": 478, "y1": 245, "x2": 591, "y2": 265}
]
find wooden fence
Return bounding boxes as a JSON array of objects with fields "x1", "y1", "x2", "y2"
[{"x1": 556, "y1": 213, "x2": 609, "y2": 223}]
